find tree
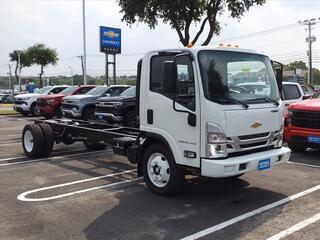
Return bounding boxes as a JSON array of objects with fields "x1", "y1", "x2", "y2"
[
  {"x1": 118, "y1": 0, "x2": 265, "y2": 46},
  {"x1": 284, "y1": 61, "x2": 308, "y2": 71},
  {"x1": 9, "y1": 50, "x2": 33, "y2": 88},
  {"x1": 28, "y1": 43, "x2": 59, "y2": 87}
]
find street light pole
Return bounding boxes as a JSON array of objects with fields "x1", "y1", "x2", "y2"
[
  {"x1": 82, "y1": 0, "x2": 87, "y2": 85},
  {"x1": 17, "y1": 51, "x2": 22, "y2": 92},
  {"x1": 68, "y1": 66, "x2": 74, "y2": 86},
  {"x1": 298, "y1": 18, "x2": 320, "y2": 85}
]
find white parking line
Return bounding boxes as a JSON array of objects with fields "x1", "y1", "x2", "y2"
[
  {"x1": 266, "y1": 212, "x2": 320, "y2": 240},
  {"x1": 180, "y1": 184, "x2": 320, "y2": 240},
  {"x1": 0, "y1": 149, "x2": 112, "y2": 166},
  {"x1": 17, "y1": 169, "x2": 140, "y2": 202},
  {"x1": 287, "y1": 160, "x2": 320, "y2": 169}
]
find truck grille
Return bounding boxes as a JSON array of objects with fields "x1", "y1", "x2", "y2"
[
  {"x1": 95, "y1": 102, "x2": 115, "y2": 113},
  {"x1": 37, "y1": 99, "x2": 47, "y2": 107},
  {"x1": 61, "y1": 103, "x2": 73, "y2": 109},
  {"x1": 291, "y1": 110, "x2": 320, "y2": 130},
  {"x1": 14, "y1": 98, "x2": 25, "y2": 104},
  {"x1": 227, "y1": 131, "x2": 278, "y2": 153}
]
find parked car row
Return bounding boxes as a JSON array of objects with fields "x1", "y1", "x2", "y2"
[{"x1": 13, "y1": 84, "x2": 138, "y2": 127}]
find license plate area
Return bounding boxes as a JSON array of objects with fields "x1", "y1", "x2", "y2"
[
  {"x1": 258, "y1": 159, "x2": 270, "y2": 171},
  {"x1": 308, "y1": 136, "x2": 320, "y2": 144}
]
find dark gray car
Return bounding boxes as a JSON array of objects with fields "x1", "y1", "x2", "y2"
[{"x1": 61, "y1": 85, "x2": 130, "y2": 120}]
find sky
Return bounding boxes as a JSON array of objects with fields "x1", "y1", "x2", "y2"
[{"x1": 1, "y1": 0, "x2": 320, "y2": 79}]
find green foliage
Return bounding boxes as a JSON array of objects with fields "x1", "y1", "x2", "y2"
[
  {"x1": 28, "y1": 43, "x2": 59, "y2": 87},
  {"x1": 118, "y1": 0, "x2": 265, "y2": 46},
  {"x1": 312, "y1": 68, "x2": 320, "y2": 85},
  {"x1": 284, "y1": 61, "x2": 308, "y2": 71}
]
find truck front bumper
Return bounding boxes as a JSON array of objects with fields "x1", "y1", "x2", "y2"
[
  {"x1": 62, "y1": 109, "x2": 81, "y2": 117},
  {"x1": 201, "y1": 147, "x2": 291, "y2": 178},
  {"x1": 94, "y1": 112, "x2": 123, "y2": 122},
  {"x1": 14, "y1": 103, "x2": 30, "y2": 112}
]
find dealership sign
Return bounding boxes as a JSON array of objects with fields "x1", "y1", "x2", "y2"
[{"x1": 100, "y1": 26, "x2": 121, "y2": 54}]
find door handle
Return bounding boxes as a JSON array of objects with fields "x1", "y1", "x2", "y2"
[
  {"x1": 147, "y1": 109, "x2": 153, "y2": 124},
  {"x1": 285, "y1": 104, "x2": 290, "y2": 106}
]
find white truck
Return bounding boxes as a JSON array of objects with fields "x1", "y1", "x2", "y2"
[
  {"x1": 14, "y1": 85, "x2": 68, "y2": 116},
  {"x1": 21, "y1": 46, "x2": 291, "y2": 195}
]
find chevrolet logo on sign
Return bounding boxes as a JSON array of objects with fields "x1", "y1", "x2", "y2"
[
  {"x1": 104, "y1": 31, "x2": 119, "y2": 38},
  {"x1": 250, "y1": 121, "x2": 262, "y2": 129}
]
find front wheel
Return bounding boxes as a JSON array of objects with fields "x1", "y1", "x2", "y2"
[
  {"x1": 82, "y1": 106, "x2": 95, "y2": 121},
  {"x1": 124, "y1": 110, "x2": 139, "y2": 128},
  {"x1": 142, "y1": 144, "x2": 183, "y2": 195},
  {"x1": 288, "y1": 141, "x2": 306, "y2": 153}
]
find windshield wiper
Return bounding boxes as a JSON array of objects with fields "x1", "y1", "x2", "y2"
[
  {"x1": 247, "y1": 97, "x2": 279, "y2": 106},
  {"x1": 212, "y1": 96, "x2": 249, "y2": 109}
]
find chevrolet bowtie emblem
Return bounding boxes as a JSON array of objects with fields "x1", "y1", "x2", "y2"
[{"x1": 250, "y1": 121, "x2": 262, "y2": 129}]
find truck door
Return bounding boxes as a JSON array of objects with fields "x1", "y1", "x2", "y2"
[
  {"x1": 144, "y1": 53, "x2": 200, "y2": 168},
  {"x1": 282, "y1": 83, "x2": 303, "y2": 116}
]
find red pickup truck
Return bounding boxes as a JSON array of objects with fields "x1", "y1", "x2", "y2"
[
  {"x1": 284, "y1": 90, "x2": 320, "y2": 152},
  {"x1": 37, "y1": 85, "x2": 96, "y2": 118}
]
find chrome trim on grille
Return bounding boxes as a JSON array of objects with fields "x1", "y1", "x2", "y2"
[{"x1": 227, "y1": 131, "x2": 278, "y2": 153}]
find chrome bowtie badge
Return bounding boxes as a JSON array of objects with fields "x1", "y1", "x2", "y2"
[{"x1": 250, "y1": 121, "x2": 262, "y2": 129}]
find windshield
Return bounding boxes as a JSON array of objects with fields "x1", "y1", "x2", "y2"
[
  {"x1": 301, "y1": 85, "x2": 314, "y2": 95},
  {"x1": 86, "y1": 86, "x2": 107, "y2": 96},
  {"x1": 120, "y1": 86, "x2": 136, "y2": 97},
  {"x1": 198, "y1": 51, "x2": 279, "y2": 105},
  {"x1": 60, "y1": 86, "x2": 77, "y2": 95},
  {"x1": 312, "y1": 90, "x2": 320, "y2": 99},
  {"x1": 37, "y1": 86, "x2": 52, "y2": 94}
]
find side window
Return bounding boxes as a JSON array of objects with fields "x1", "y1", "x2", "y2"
[
  {"x1": 283, "y1": 84, "x2": 301, "y2": 100},
  {"x1": 175, "y1": 55, "x2": 195, "y2": 111},
  {"x1": 50, "y1": 87, "x2": 64, "y2": 94},
  {"x1": 76, "y1": 87, "x2": 93, "y2": 95},
  {"x1": 150, "y1": 55, "x2": 175, "y2": 93}
]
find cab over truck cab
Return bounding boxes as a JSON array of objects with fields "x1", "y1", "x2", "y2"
[{"x1": 21, "y1": 47, "x2": 291, "y2": 195}]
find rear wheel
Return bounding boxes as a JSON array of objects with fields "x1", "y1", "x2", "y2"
[
  {"x1": 124, "y1": 110, "x2": 139, "y2": 128},
  {"x1": 83, "y1": 140, "x2": 106, "y2": 150},
  {"x1": 142, "y1": 144, "x2": 183, "y2": 195},
  {"x1": 288, "y1": 141, "x2": 306, "y2": 153},
  {"x1": 22, "y1": 124, "x2": 44, "y2": 158},
  {"x1": 38, "y1": 123, "x2": 54, "y2": 157}
]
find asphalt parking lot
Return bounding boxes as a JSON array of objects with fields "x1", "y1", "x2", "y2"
[{"x1": 0, "y1": 115, "x2": 319, "y2": 240}]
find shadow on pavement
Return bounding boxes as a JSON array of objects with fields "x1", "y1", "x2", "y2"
[{"x1": 83, "y1": 177, "x2": 286, "y2": 240}]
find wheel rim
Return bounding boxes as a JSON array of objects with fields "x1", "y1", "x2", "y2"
[
  {"x1": 24, "y1": 130, "x2": 34, "y2": 152},
  {"x1": 147, "y1": 153, "x2": 170, "y2": 187}
]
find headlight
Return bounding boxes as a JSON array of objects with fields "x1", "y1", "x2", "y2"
[
  {"x1": 287, "y1": 110, "x2": 293, "y2": 124},
  {"x1": 23, "y1": 97, "x2": 31, "y2": 100},
  {"x1": 207, "y1": 132, "x2": 228, "y2": 158},
  {"x1": 113, "y1": 101, "x2": 123, "y2": 108},
  {"x1": 73, "y1": 100, "x2": 80, "y2": 106},
  {"x1": 274, "y1": 125, "x2": 284, "y2": 148}
]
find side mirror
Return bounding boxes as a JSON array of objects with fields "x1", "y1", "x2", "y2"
[
  {"x1": 162, "y1": 61, "x2": 176, "y2": 94},
  {"x1": 302, "y1": 95, "x2": 310, "y2": 100}
]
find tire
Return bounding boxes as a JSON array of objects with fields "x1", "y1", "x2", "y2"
[
  {"x1": 82, "y1": 106, "x2": 95, "y2": 121},
  {"x1": 30, "y1": 103, "x2": 37, "y2": 116},
  {"x1": 38, "y1": 123, "x2": 54, "y2": 157},
  {"x1": 288, "y1": 141, "x2": 306, "y2": 153},
  {"x1": 124, "y1": 110, "x2": 139, "y2": 128},
  {"x1": 54, "y1": 105, "x2": 62, "y2": 118},
  {"x1": 22, "y1": 124, "x2": 45, "y2": 158},
  {"x1": 142, "y1": 143, "x2": 183, "y2": 195},
  {"x1": 83, "y1": 140, "x2": 106, "y2": 150}
]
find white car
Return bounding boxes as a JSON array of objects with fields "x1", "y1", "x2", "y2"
[
  {"x1": 14, "y1": 86, "x2": 68, "y2": 116},
  {"x1": 281, "y1": 82, "x2": 305, "y2": 116}
]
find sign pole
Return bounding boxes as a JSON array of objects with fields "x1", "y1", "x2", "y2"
[
  {"x1": 105, "y1": 53, "x2": 109, "y2": 85},
  {"x1": 113, "y1": 54, "x2": 116, "y2": 85}
]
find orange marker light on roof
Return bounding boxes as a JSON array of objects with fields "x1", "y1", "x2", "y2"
[
  {"x1": 187, "y1": 43, "x2": 193, "y2": 48},
  {"x1": 219, "y1": 43, "x2": 224, "y2": 47},
  {"x1": 227, "y1": 44, "x2": 232, "y2": 47}
]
